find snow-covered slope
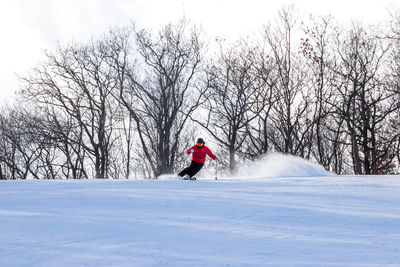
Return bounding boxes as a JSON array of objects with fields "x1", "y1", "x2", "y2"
[{"x1": 1, "y1": 156, "x2": 400, "y2": 266}]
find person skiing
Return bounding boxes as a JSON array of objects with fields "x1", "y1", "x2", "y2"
[{"x1": 178, "y1": 138, "x2": 218, "y2": 180}]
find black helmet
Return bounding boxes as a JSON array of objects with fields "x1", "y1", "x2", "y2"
[{"x1": 196, "y1": 138, "x2": 205, "y2": 147}]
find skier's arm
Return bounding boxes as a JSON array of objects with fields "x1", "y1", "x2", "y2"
[
  {"x1": 186, "y1": 146, "x2": 196, "y2": 154},
  {"x1": 206, "y1": 147, "x2": 217, "y2": 160}
]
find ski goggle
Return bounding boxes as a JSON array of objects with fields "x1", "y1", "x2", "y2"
[{"x1": 196, "y1": 142, "x2": 204, "y2": 147}]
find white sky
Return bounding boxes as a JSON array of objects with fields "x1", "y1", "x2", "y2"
[{"x1": 0, "y1": 0, "x2": 399, "y2": 105}]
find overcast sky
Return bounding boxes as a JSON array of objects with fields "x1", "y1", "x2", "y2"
[{"x1": 0, "y1": 0, "x2": 399, "y2": 105}]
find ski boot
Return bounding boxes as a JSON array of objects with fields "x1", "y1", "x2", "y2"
[{"x1": 183, "y1": 175, "x2": 196, "y2": 181}]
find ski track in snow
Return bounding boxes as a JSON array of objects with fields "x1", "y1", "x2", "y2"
[{"x1": 0, "y1": 176, "x2": 400, "y2": 266}]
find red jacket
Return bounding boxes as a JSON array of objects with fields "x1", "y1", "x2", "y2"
[{"x1": 186, "y1": 145, "x2": 216, "y2": 164}]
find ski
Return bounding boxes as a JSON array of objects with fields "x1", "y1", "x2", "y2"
[{"x1": 183, "y1": 176, "x2": 196, "y2": 181}]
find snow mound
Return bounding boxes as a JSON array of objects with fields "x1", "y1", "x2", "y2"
[
  {"x1": 157, "y1": 174, "x2": 181, "y2": 180},
  {"x1": 234, "y1": 153, "x2": 330, "y2": 179}
]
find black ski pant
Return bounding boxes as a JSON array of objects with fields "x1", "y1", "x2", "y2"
[{"x1": 178, "y1": 161, "x2": 204, "y2": 178}]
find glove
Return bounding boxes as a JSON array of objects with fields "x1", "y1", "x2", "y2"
[
  {"x1": 215, "y1": 157, "x2": 219, "y2": 161},
  {"x1": 189, "y1": 149, "x2": 194, "y2": 153}
]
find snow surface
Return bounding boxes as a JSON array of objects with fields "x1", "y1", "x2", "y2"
[{"x1": 1, "y1": 155, "x2": 400, "y2": 266}]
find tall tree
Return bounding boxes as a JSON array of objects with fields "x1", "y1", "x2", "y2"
[
  {"x1": 300, "y1": 15, "x2": 348, "y2": 173},
  {"x1": 263, "y1": 6, "x2": 314, "y2": 157},
  {"x1": 119, "y1": 20, "x2": 205, "y2": 178},
  {"x1": 0, "y1": 107, "x2": 44, "y2": 179},
  {"x1": 238, "y1": 36, "x2": 277, "y2": 160},
  {"x1": 21, "y1": 34, "x2": 123, "y2": 178},
  {"x1": 192, "y1": 39, "x2": 269, "y2": 170},
  {"x1": 330, "y1": 24, "x2": 397, "y2": 174}
]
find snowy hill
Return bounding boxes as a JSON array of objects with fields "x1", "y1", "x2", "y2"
[{"x1": 1, "y1": 155, "x2": 400, "y2": 266}]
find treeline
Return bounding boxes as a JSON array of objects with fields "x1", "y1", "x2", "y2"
[{"x1": 1, "y1": 7, "x2": 400, "y2": 179}]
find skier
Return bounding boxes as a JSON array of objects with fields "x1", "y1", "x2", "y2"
[{"x1": 178, "y1": 138, "x2": 218, "y2": 180}]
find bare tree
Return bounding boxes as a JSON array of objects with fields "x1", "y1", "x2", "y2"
[
  {"x1": 240, "y1": 38, "x2": 277, "y2": 159},
  {"x1": 119, "y1": 20, "x2": 205, "y2": 178},
  {"x1": 21, "y1": 34, "x2": 122, "y2": 178},
  {"x1": 300, "y1": 15, "x2": 349, "y2": 173},
  {"x1": 92, "y1": 27, "x2": 145, "y2": 179},
  {"x1": 41, "y1": 108, "x2": 88, "y2": 179},
  {"x1": 387, "y1": 10, "x2": 400, "y2": 171},
  {"x1": 0, "y1": 107, "x2": 44, "y2": 179},
  {"x1": 263, "y1": 6, "x2": 314, "y2": 157},
  {"x1": 330, "y1": 24, "x2": 397, "y2": 174},
  {"x1": 192, "y1": 38, "x2": 269, "y2": 170}
]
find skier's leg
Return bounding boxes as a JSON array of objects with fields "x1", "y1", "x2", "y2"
[
  {"x1": 187, "y1": 162, "x2": 204, "y2": 178},
  {"x1": 178, "y1": 166, "x2": 190, "y2": 177},
  {"x1": 178, "y1": 161, "x2": 197, "y2": 177},
  {"x1": 178, "y1": 168, "x2": 188, "y2": 177}
]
